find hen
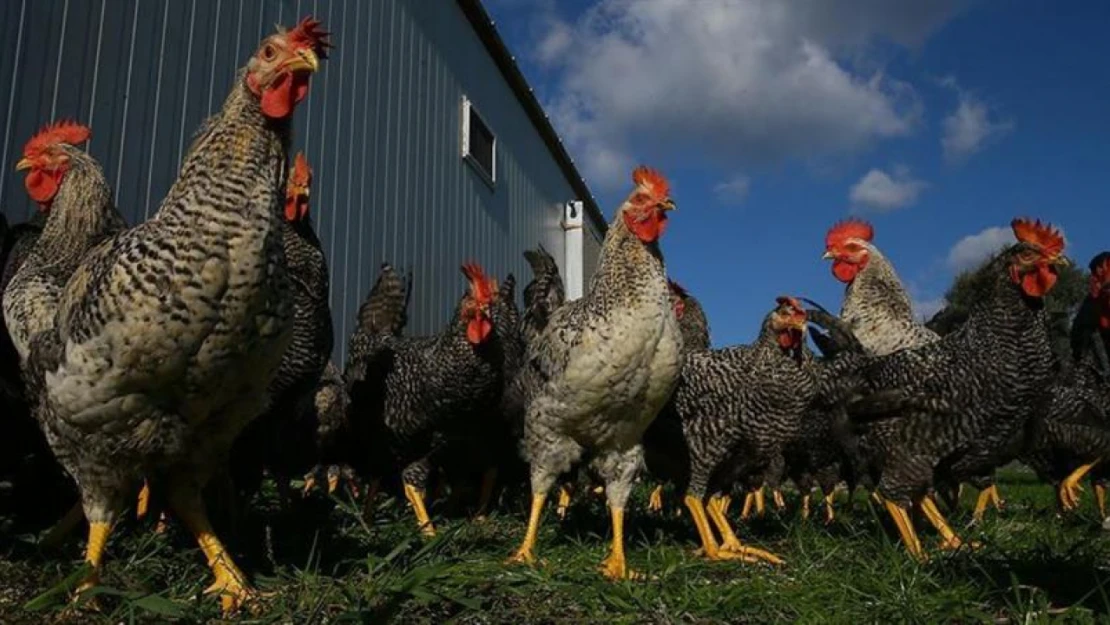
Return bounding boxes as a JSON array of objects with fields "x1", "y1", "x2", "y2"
[
  {"x1": 505, "y1": 166, "x2": 680, "y2": 580},
  {"x1": 346, "y1": 262, "x2": 515, "y2": 535},
  {"x1": 828, "y1": 219, "x2": 1067, "y2": 559},
  {"x1": 644, "y1": 297, "x2": 809, "y2": 564},
  {"x1": 229, "y1": 151, "x2": 334, "y2": 507},
  {"x1": 23, "y1": 18, "x2": 329, "y2": 611}
]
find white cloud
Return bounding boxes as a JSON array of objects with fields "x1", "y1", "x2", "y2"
[
  {"x1": 849, "y1": 166, "x2": 927, "y2": 212},
  {"x1": 946, "y1": 226, "x2": 1013, "y2": 271},
  {"x1": 714, "y1": 175, "x2": 751, "y2": 204},
  {"x1": 530, "y1": 0, "x2": 966, "y2": 190},
  {"x1": 940, "y1": 79, "x2": 1014, "y2": 162}
]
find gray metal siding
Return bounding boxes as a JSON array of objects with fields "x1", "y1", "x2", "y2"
[{"x1": 0, "y1": 0, "x2": 603, "y2": 364}]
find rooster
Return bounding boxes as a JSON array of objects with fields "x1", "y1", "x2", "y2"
[
  {"x1": 643, "y1": 297, "x2": 809, "y2": 564},
  {"x1": 228, "y1": 150, "x2": 334, "y2": 507},
  {"x1": 504, "y1": 166, "x2": 680, "y2": 580},
  {"x1": 4, "y1": 121, "x2": 127, "y2": 362},
  {"x1": 23, "y1": 18, "x2": 329, "y2": 612},
  {"x1": 821, "y1": 219, "x2": 1004, "y2": 519},
  {"x1": 346, "y1": 262, "x2": 515, "y2": 535},
  {"x1": 827, "y1": 219, "x2": 1067, "y2": 559}
]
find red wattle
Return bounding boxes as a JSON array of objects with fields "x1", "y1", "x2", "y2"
[
  {"x1": 1016, "y1": 264, "x2": 1056, "y2": 298},
  {"x1": 467, "y1": 317, "x2": 492, "y2": 344},
  {"x1": 777, "y1": 329, "x2": 801, "y2": 349},
  {"x1": 832, "y1": 260, "x2": 860, "y2": 283},
  {"x1": 25, "y1": 168, "x2": 62, "y2": 209},
  {"x1": 260, "y1": 71, "x2": 309, "y2": 120},
  {"x1": 623, "y1": 208, "x2": 668, "y2": 243}
]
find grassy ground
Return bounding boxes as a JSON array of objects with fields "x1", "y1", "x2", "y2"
[{"x1": 2, "y1": 468, "x2": 1110, "y2": 624}]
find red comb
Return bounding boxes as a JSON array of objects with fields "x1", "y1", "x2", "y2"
[
  {"x1": 776, "y1": 296, "x2": 804, "y2": 313},
  {"x1": 23, "y1": 120, "x2": 91, "y2": 157},
  {"x1": 291, "y1": 152, "x2": 311, "y2": 186},
  {"x1": 825, "y1": 219, "x2": 874, "y2": 250},
  {"x1": 667, "y1": 279, "x2": 689, "y2": 298},
  {"x1": 1011, "y1": 218, "x2": 1064, "y2": 257},
  {"x1": 632, "y1": 166, "x2": 670, "y2": 199},
  {"x1": 461, "y1": 262, "x2": 496, "y2": 304},
  {"x1": 288, "y1": 16, "x2": 332, "y2": 58}
]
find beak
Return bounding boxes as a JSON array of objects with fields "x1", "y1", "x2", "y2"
[
  {"x1": 14, "y1": 158, "x2": 32, "y2": 171},
  {"x1": 285, "y1": 48, "x2": 321, "y2": 73},
  {"x1": 821, "y1": 250, "x2": 834, "y2": 260},
  {"x1": 660, "y1": 198, "x2": 676, "y2": 211},
  {"x1": 1052, "y1": 255, "x2": 1072, "y2": 268}
]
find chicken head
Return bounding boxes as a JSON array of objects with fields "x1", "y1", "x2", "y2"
[
  {"x1": 246, "y1": 16, "x2": 331, "y2": 119},
  {"x1": 1009, "y1": 218, "x2": 1067, "y2": 298},
  {"x1": 771, "y1": 296, "x2": 807, "y2": 350},
  {"x1": 15, "y1": 120, "x2": 91, "y2": 210},
  {"x1": 823, "y1": 219, "x2": 874, "y2": 283},
  {"x1": 622, "y1": 166, "x2": 676, "y2": 243},
  {"x1": 461, "y1": 262, "x2": 497, "y2": 344},
  {"x1": 285, "y1": 152, "x2": 312, "y2": 221}
]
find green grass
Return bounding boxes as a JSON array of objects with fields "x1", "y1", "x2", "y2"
[{"x1": 3, "y1": 468, "x2": 1110, "y2": 624}]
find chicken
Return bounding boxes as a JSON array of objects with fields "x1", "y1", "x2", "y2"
[
  {"x1": 643, "y1": 297, "x2": 811, "y2": 564},
  {"x1": 346, "y1": 262, "x2": 516, "y2": 536},
  {"x1": 521, "y1": 244, "x2": 565, "y2": 347},
  {"x1": 828, "y1": 219, "x2": 1067, "y2": 559},
  {"x1": 301, "y1": 360, "x2": 355, "y2": 497},
  {"x1": 0, "y1": 122, "x2": 127, "y2": 536},
  {"x1": 504, "y1": 166, "x2": 680, "y2": 580},
  {"x1": 4, "y1": 121, "x2": 127, "y2": 362},
  {"x1": 1018, "y1": 253, "x2": 1110, "y2": 515},
  {"x1": 228, "y1": 151, "x2": 335, "y2": 507},
  {"x1": 23, "y1": 18, "x2": 329, "y2": 611},
  {"x1": 820, "y1": 220, "x2": 1006, "y2": 517},
  {"x1": 0, "y1": 211, "x2": 44, "y2": 292}
]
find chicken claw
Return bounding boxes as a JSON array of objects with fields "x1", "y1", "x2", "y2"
[
  {"x1": 403, "y1": 484, "x2": 437, "y2": 536},
  {"x1": 772, "y1": 489, "x2": 786, "y2": 510},
  {"x1": 1059, "y1": 461, "x2": 1098, "y2": 512},
  {"x1": 684, "y1": 495, "x2": 785, "y2": 565},
  {"x1": 598, "y1": 507, "x2": 647, "y2": 580},
  {"x1": 972, "y1": 485, "x2": 1004, "y2": 522},
  {"x1": 882, "y1": 499, "x2": 926, "y2": 561}
]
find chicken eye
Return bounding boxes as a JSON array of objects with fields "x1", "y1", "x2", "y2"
[{"x1": 261, "y1": 44, "x2": 277, "y2": 61}]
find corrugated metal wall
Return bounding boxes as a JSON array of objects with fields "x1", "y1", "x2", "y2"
[{"x1": 0, "y1": 0, "x2": 605, "y2": 363}]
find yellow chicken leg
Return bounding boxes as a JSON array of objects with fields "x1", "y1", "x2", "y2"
[
  {"x1": 824, "y1": 491, "x2": 836, "y2": 525},
  {"x1": 801, "y1": 494, "x2": 811, "y2": 520},
  {"x1": 647, "y1": 485, "x2": 664, "y2": 513},
  {"x1": 972, "y1": 485, "x2": 1004, "y2": 522},
  {"x1": 683, "y1": 495, "x2": 784, "y2": 564},
  {"x1": 754, "y1": 487, "x2": 766, "y2": 517},
  {"x1": 507, "y1": 494, "x2": 547, "y2": 565},
  {"x1": 556, "y1": 485, "x2": 573, "y2": 520},
  {"x1": 73, "y1": 520, "x2": 113, "y2": 600},
  {"x1": 170, "y1": 497, "x2": 254, "y2": 614},
  {"x1": 137, "y1": 481, "x2": 151, "y2": 520},
  {"x1": 919, "y1": 495, "x2": 978, "y2": 551},
  {"x1": 403, "y1": 484, "x2": 436, "y2": 536},
  {"x1": 599, "y1": 506, "x2": 642, "y2": 580},
  {"x1": 707, "y1": 495, "x2": 744, "y2": 552},
  {"x1": 1096, "y1": 483, "x2": 1107, "y2": 519},
  {"x1": 1060, "y1": 461, "x2": 1099, "y2": 511},
  {"x1": 772, "y1": 489, "x2": 786, "y2": 510},
  {"x1": 882, "y1": 499, "x2": 926, "y2": 561}
]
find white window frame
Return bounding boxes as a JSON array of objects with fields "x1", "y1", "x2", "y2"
[{"x1": 460, "y1": 95, "x2": 496, "y2": 187}]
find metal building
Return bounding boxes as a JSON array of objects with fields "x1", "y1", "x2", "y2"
[{"x1": 0, "y1": 0, "x2": 607, "y2": 362}]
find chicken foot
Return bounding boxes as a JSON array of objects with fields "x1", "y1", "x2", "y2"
[
  {"x1": 707, "y1": 495, "x2": 744, "y2": 553},
  {"x1": 507, "y1": 493, "x2": 547, "y2": 565},
  {"x1": 683, "y1": 495, "x2": 784, "y2": 564},
  {"x1": 972, "y1": 485, "x2": 1005, "y2": 522},
  {"x1": 824, "y1": 491, "x2": 836, "y2": 525},
  {"x1": 1096, "y1": 483, "x2": 1107, "y2": 519},
  {"x1": 919, "y1": 496, "x2": 979, "y2": 551},
  {"x1": 555, "y1": 484, "x2": 573, "y2": 520},
  {"x1": 403, "y1": 484, "x2": 437, "y2": 536},
  {"x1": 168, "y1": 486, "x2": 256, "y2": 614},
  {"x1": 740, "y1": 487, "x2": 766, "y2": 520},
  {"x1": 1059, "y1": 460, "x2": 1099, "y2": 511}
]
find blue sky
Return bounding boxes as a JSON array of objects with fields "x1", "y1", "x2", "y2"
[{"x1": 486, "y1": 0, "x2": 1110, "y2": 347}]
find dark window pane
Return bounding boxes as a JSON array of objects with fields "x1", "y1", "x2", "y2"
[{"x1": 468, "y1": 106, "x2": 495, "y2": 181}]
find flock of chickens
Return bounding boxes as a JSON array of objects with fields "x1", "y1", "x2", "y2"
[{"x1": 0, "y1": 15, "x2": 1108, "y2": 616}]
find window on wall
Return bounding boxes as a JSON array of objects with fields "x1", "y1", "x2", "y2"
[{"x1": 461, "y1": 95, "x2": 496, "y2": 187}]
